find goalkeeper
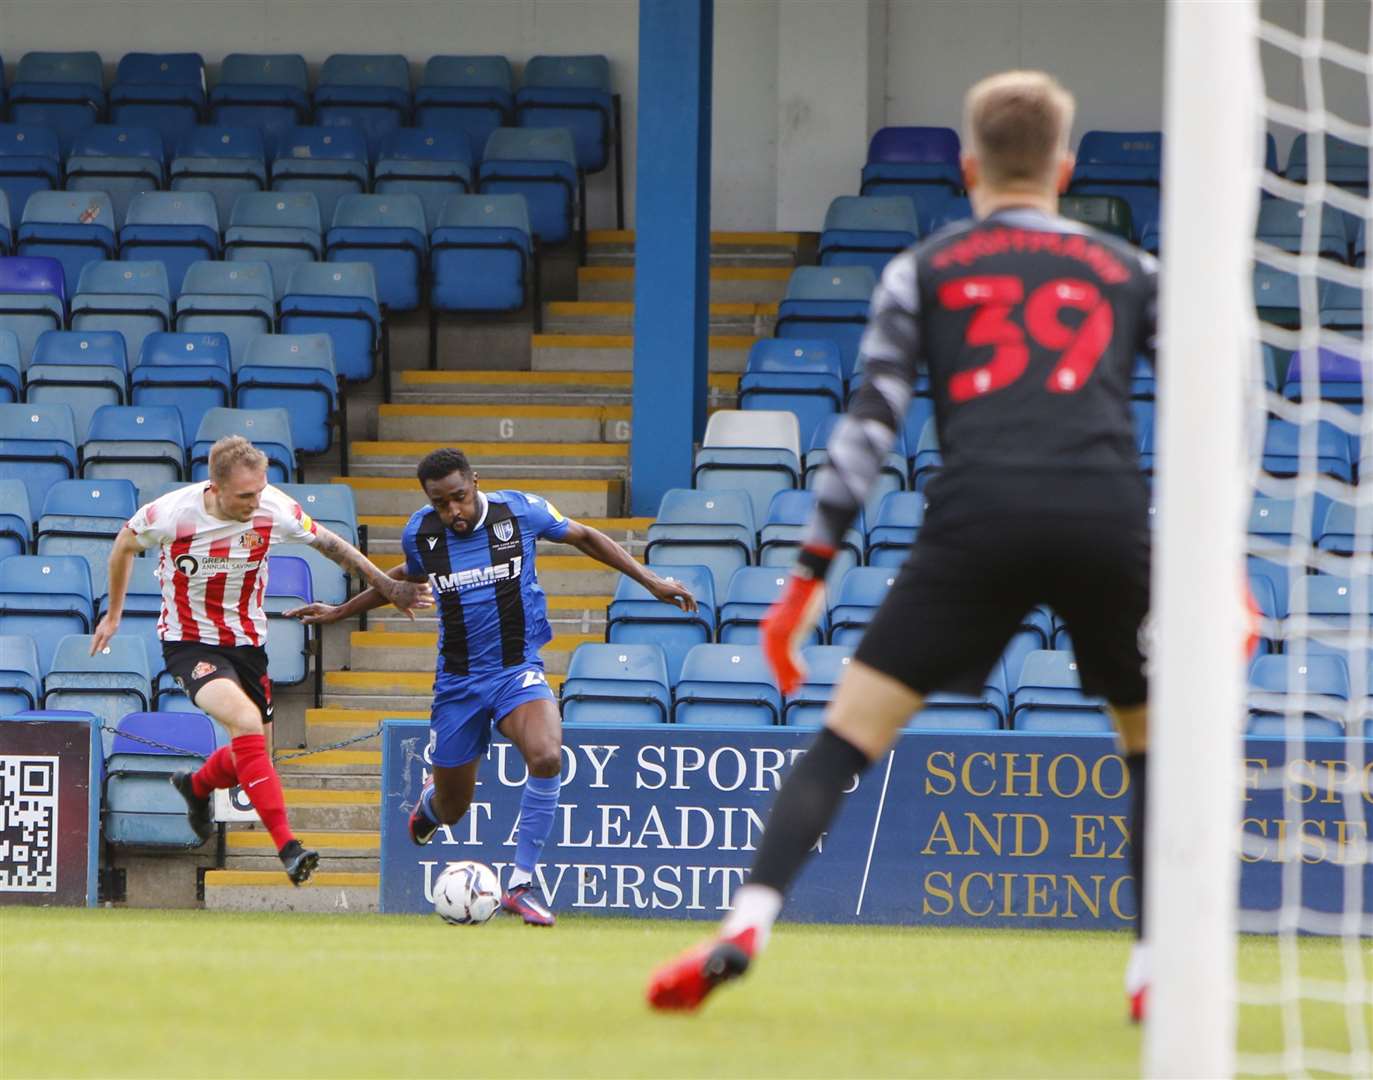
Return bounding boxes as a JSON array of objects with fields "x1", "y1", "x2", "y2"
[{"x1": 648, "y1": 69, "x2": 1158, "y2": 1021}]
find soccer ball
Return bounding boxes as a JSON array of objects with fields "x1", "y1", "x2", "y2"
[{"x1": 432, "y1": 860, "x2": 502, "y2": 925}]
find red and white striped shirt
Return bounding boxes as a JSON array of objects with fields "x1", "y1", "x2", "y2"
[{"x1": 126, "y1": 482, "x2": 319, "y2": 646}]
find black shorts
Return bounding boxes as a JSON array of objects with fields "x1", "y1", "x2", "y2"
[
  {"x1": 163, "y1": 642, "x2": 274, "y2": 724},
  {"x1": 853, "y1": 473, "x2": 1151, "y2": 707}
]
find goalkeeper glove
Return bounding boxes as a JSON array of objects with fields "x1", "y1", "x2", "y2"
[{"x1": 761, "y1": 544, "x2": 834, "y2": 695}]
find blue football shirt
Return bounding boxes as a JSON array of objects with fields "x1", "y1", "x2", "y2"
[{"x1": 401, "y1": 490, "x2": 570, "y2": 676}]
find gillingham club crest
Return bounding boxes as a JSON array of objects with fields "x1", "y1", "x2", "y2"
[{"x1": 493, "y1": 520, "x2": 514, "y2": 543}]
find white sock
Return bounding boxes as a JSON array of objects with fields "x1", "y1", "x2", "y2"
[
  {"x1": 720, "y1": 884, "x2": 783, "y2": 951},
  {"x1": 1125, "y1": 940, "x2": 1150, "y2": 996},
  {"x1": 507, "y1": 867, "x2": 533, "y2": 889}
]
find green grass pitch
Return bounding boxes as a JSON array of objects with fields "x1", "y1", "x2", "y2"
[{"x1": 0, "y1": 907, "x2": 1357, "y2": 1078}]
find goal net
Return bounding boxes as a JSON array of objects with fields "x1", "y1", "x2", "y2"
[{"x1": 1152, "y1": 1, "x2": 1371, "y2": 1076}]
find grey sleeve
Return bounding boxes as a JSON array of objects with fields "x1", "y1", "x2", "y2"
[{"x1": 803, "y1": 251, "x2": 922, "y2": 551}]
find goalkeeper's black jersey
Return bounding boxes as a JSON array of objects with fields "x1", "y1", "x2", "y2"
[{"x1": 807, "y1": 205, "x2": 1158, "y2": 549}]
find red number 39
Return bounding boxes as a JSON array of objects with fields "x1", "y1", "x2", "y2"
[{"x1": 938, "y1": 275, "x2": 1114, "y2": 403}]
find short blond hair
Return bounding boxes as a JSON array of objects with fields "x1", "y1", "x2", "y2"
[
  {"x1": 964, "y1": 70, "x2": 1075, "y2": 189},
  {"x1": 208, "y1": 435, "x2": 269, "y2": 485}
]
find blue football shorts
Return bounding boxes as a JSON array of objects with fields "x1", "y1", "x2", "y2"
[{"x1": 427, "y1": 663, "x2": 556, "y2": 768}]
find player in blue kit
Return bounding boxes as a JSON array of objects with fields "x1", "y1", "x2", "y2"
[{"x1": 288, "y1": 448, "x2": 696, "y2": 924}]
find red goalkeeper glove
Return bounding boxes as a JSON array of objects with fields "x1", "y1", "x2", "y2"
[{"x1": 761, "y1": 544, "x2": 834, "y2": 695}]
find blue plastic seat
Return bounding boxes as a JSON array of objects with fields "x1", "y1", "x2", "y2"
[
  {"x1": 866, "y1": 490, "x2": 925, "y2": 567},
  {"x1": 1248, "y1": 653, "x2": 1349, "y2": 728},
  {"x1": 0, "y1": 329, "x2": 19, "y2": 404},
  {"x1": 1253, "y1": 262, "x2": 1302, "y2": 327},
  {"x1": 120, "y1": 192, "x2": 222, "y2": 298},
  {"x1": 1256, "y1": 199, "x2": 1350, "y2": 263},
  {"x1": 478, "y1": 127, "x2": 579, "y2": 247},
  {"x1": 1058, "y1": 194, "x2": 1134, "y2": 241},
  {"x1": 103, "y1": 709, "x2": 216, "y2": 848},
  {"x1": 910, "y1": 418, "x2": 943, "y2": 491},
  {"x1": 314, "y1": 54, "x2": 413, "y2": 157},
  {"x1": 1262, "y1": 417, "x2": 1353, "y2": 481},
  {"x1": 275, "y1": 482, "x2": 358, "y2": 546},
  {"x1": 224, "y1": 192, "x2": 324, "y2": 301},
  {"x1": 44, "y1": 633, "x2": 152, "y2": 734},
  {"x1": 270, "y1": 126, "x2": 371, "y2": 228},
  {"x1": 775, "y1": 266, "x2": 877, "y2": 383},
  {"x1": 1011, "y1": 650, "x2": 1111, "y2": 731},
  {"x1": 859, "y1": 126, "x2": 962, "y2": 233},
  {"x1": 169, "y1": 126, "x2": 269, "y2": 227},
  {"x1": 173, "y1": 260, "x2": 274, "y2": 367},
  {"x1": 0, "y1": 554, "x2": 94, "y2": 671},
  {"x1": 106, "y1": 556, "x2": 166, "y2": 673},
  {"x1": 1283, "y1": 346, "x2": 1363, "y2": 410},
  {"x1": 1068, "y1": 131, "x2": 1162, "y2": 244},
  {"x1": 326, "y1": 193, "x2": 428, "y2": 313},
  {"x1": 1287, "y1": 134, "x2": 1369, "y2": 194},
  {"x1": 26, "y1": 329, "x2": 129, "y2": 442},
  {"x1": 757, "y1": 488, "x2": 862, "y2": 581},
  {"x1": 739, "y1": 338, "x2": 843, "y2": 450},
  {"x1": 0, "y1": 125, "x2": 62, "y2": 221},
  {"x1": 430, "y1": 193, "x2": 533, "y2": 315},
  {"x1": 263, "y1": 554, "x2": 312, "y2": 685},
  {"x1": 781, "y1": 645, "x2": 853, "y2": 726},
  {"x1": 818, "y1": 196, "x2": 919, "y2": 275},
  {"x1": 36, "y1": 478, "x2": 139, "y2": 598},
  {"x1": 234, "y1": 333, "x2": 339, "y2": 455},
  {"x1": 17, "y1": 191, "x2": 117, "y2": 296},
  {"x1": 606, "y1": 564, "x2": 715, "y2": 687},
  {"x1": 8, "y1": 53, "x2": 104, "y2": 156},
  {"x1": 515, "y1": 55, "x2": 614, "y2": 175},
  {"x1": 414, "y1": 56, "x2": 515, "y2": 163},
  {"x1": 0, "y1": 256, "x2": 68, "y2": 372},
  {"x1": 696, "y1": 409, "x2": 801, "y2": 525},
  {"x1": 804, "y1": 412, "x2": 908, "y2": 517},
  {"x1": 719, "y1": 566, "x2": 822, "y2": 647},
  {"x1": 64, "y1": 125, "x2": 166, "y2": 227},
  {"x1": 0, "y1": 478, "x2": 33, "y2": 558},
  {"x1": 1318, "y1": 281, "x2": 1363, "y2": 331},
  {"x1": 561, "y1": 642, "x2": 671, "y2": 725},
  {"x1": 191, "y1": 407, "x2": 295, "y2": 484},
  {"x1": 674, "y1": 644, "x2": 781, "y2": 726},
  {"x1": 71, "y1": 260, "x2": 172, "y2": 364},
  {"x1": 269, "y1": 542, "x2": 347, "y2": 607},
  {"x1": 132, "y1": 331, "x2": 233, "y2": 441},
  {"x1": 645, "y1": 488, "x2": 756, "y2": 600},
  {"x1": 0, "y1": 402, "x2": 80, "y2": 513},
  {"x1": 0, "y1": 190, "x2": 10, "y2": 256},
  {"x1": 827, "y1": 566, "x2": 896, "y2": 647},
  {"x1": 209, "y1": 54, "x2": 311, "y2": 147},
  {"x1": 0, "y1": 635, "x2": 42, "y2": 712},
  {"x1": 373, "y1": 127, "x2": 474, "y2": 232},
  {"x1": 279, "y1": 262, "x2": 382, "y2": 384},
  {"x1": 109, "y1": 52, "x2": 207, "y2": 150},
  {"x1": 1315, "y1": 501, "x2": 1360, "y2": 555},
  {"x1": 1299, "y1": 574, "x2": 1373, "y2": 635},
  {"x1": 1248, "y1": 495, "x2": 1299, "y2": 546},
  {"x1": 80, "y1": 404, "x2": 186, "y2": 502}
]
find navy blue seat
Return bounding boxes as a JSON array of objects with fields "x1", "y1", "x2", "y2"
[
  {"x1": 71, "y1": 260, "x2": 172, "y2": 364},
  {"x1": 0, "y1": 402, "x2": 80, "y2": 513},
  {"x1": 561, "y1": 643, "x2": 671, "y2": 725},
  {"x1": 109, "y1": 52, "x2": 207, "y2": 151},
  {"x1": 827, "y1": 566, "x2": 896, "y2": 647},
  {"x1": 17, "y1": 191, "x2": 117, "y2": 297},
  {"x1": 65, "y1": 125, "x2": 166, "y2": 227},
  {"x1": 270, "y1": 126, "x2": 370, "y2": 228},
  {"x1": 0, "y1": 554, "x2": 94, "y2": 671},
  {"x1": 414, "y1": 56, "x2": 515, "y2": 162},
  {"x1": 0, "y1": 635, "x2": 42, "y2": 712},
  {"x1": 478, "y1": 127, "x2": 579, "y2": 248},
  {"x1": 645, "y1": 488, "x2": 756, "y2": 600},
  {"x1": 739, "y1": 338, "x2": 843, "y2": 451},
  {"x1": 120, "y1": 192, "x2": 222, "y2": 298},
  {"x1": 515, "y1": 55, "x2": 615, "y2": 175},
  {"x1": 326, "y1": 193, "x2": 428, "y2": 314},
  {"x1": 859, "y1": 126, "x2": 963, "y2": 233},
  {"x1": 1282, "y1": 346, "x2": 1362, "y2": 409},
  {"x1": 279, "y1": 262, "x2": 382, "y2": 384},
  {"x1": 429, "y1": 193, "x2": 534, "y2": 319},
  {"x1": 775, "y1": 266, "x2": 876, "y2": 383},
  {"x1": 174, "y1": 260, "x2": 275, "y2": 367},
  {"x1": 674, "y1": 644, "x2": 781, "y2": 726},
  {"x1": 373, "y1": 128, "x2": 474, "y2": 232},
  {"x1": 606, "y1": 564, "x2": 715, "y2": 687},
  {"x1": 8, "y1": 53, "x2": 105, "y2": 156},
  {"x1": 1287, "y1": 134, "x2": 1369, "y2": 195},
  {"x1": 234, "y1": 333, "x2": 339, "y2": 456},
  {"x1": 132, "y1": 331, "x2": 232, "y2": 441},
  {"x1": 191, "y1": 407, "x2": 295, "y2": 484},
  {"x1": 866, "y1": 490, "x2": 925, "y2": 567},
  {"x1": 104, "y1": 710, "x2": 216, "y2": 848},
  {"x1": 270, "y1": 541, "x2": 346, "y2": 607},
  {"x1": 81, "y1": 404, "x2": 186, "y2": 501},
  {"x1": 224, "y1": 191, "x2": 323, "y2": 302},
  {"x1": 818, "y1": 196, "x2": 919, "y2": 274},
  {"x1": 209, "y1": 54, "x2": 311, "y2": 147},
  {"x1": 36, "y1": 478, "x2": 139, "y2": 597},
  {"x1": 757, "y1": 488, "x2": 861, "y2": 580},
  {"x1": 25, "y1": 329, "x2": 129, "y2": 442},
  {"x1": 169, "y1": 126, "x2": 269, "y2": 227},
  {"x1": 0, "y1": 478, "x2": 33, "y2": 558},
  {"x1": 0, "y1": 125, "x2": 62, "y2": 221},
  {"x1": 314, "y1": 54, "x2": 412, "y2": 157},
  {"x1": 0, "y1": 191, "x2": 10, "y2": 255},
  {"x1": 1068, "y1": 131, "x2": 1162, "y2": 244}
]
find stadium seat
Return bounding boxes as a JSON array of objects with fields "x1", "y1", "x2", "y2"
[
  {"x1": 606, "y1": 564, "x2": 715, "y2": 687},
  {"x1": 25, "y1": 329, "x2": 129, "y2": 442},
  {"x1": 804, "y1": 413, "x2": 908, "y2": 517},
  {"x1": 224, "y1": 191, "x2": 324, "y2": 301},
  {"x1": 107, "y1": 555, "x2": 165, "y2": 672},
  {"x1": 866, "y1": 490, "x2": 925, "y2": 567},
  {"x1": 775, "y1": 266, "x2": 877, "y2": 383},
  {"x1": 1262, "y1": 417, "x2": 1353, "y2": 481},
  {"x1": 1249, "y1": 556, "x2": 1289, "y2": 624},
  {"x1": 1318, "y1": 281, "x2": 1363, "y2": 331},
  {"x1": 1247, "y1": 653, "x2": 1349, "y2": 728},
  {"x1": 1248, "y1": 495, "x2": 1300, "y2": 546},
  {"x1": 71, "y1": 260, "x2": 172, "y2": 364},
  {"x1": 8, "y1": 53, "x2": 105, "y2": 156},
  {"x1": 120, "y1": 192, "x2": 222, "y2": 298},
  {"x1": 234, "y1": 333, "x2": 340, "y2": 456},
  {"x1": 64, "y1": 125, "x2": 166, "y2": 227},
  {"x1": 516, "y1": 55, "x2": 615, "y2": 179},
  {"x1": 1299, "y1": 574, "x2": 1372, "y2": 635},
  {"x1": 906, "y1": 699, "x2": 1004, "y2": 733},
  {"x1": 859, "y1": 126, "x2": 964, "y2": 234},
  {"x1": 326, "y1": 193, "x2": 428, "y2": 315},
  {"x1": 173, "y1": 260, "x2": 275, "y2": 367},
  {"x1": 561, "y1": 642, "x2": 671, "y2": 725},
  {"x1": 0, "y1": 329, "x2": 20, "y2": 403},
  {"x1": 0, "y1": 635, "x2": 42, "y2": 712},
  {"x1": 109, "y1": 52, "x2": 207, "y2": 150},
  {"x1": 0, "y1": 256, "x2": 68, "y2": 372},
  {"x1": 1255, "y1": 199, "x2": 1350, "y2": 263},
  {"x1": 17, "y1": 191, "x2": 117, "y2": 296},
  {"x1": 1355, "y1": 220, "x2": 1367, "y2": 267},
  {"x1": 169, "y1": 125, "x2": 269, "y2": 226},
  {"x1": 1010, "y1": 650, "x2": 1111, "y2": 732},
  {"x1": 1315, "y1": 501, "x2": 1359, "y2": 555},
  {"x1": 1058, "y1": 194, "x2": 1134, "y2": 240},
  {"x1": 0, "y1": 478, "x2": 33, "y2": 558},
  {"x1": 910, "y1": 418, "x2": 943, "y2": 491},
  {"x1": 1253, "y1": 262, "x2": 1302, "y2": 327},
  {"x1": 0, "y1": 553, "x2": 94, "y2": 671},
  {"x1": 264, "y1": 554, "x2": 312, "y2": 685},
  {"x1": 757, "y1": 488, "x2": 862, "y2": 580},
  {"x1": 695, "y1": 410, "x2": 801, "y2": 525},
  {"x1": 0, "y1": 125, "x2": 62, "y2": 221},
  {"x1": 1287, "y1": 133, "x2": 1369, "y2": 195},
  {"x1": 827, "y1": 566, "x2": 895, "y2": 647},
  {"x1": 131, "y1": 331, "x2": 233, "y2": 441},
  {"x1": 270, "y1": 541, "x2": 347, "y2": 606},
  {"x1": 0, "y1": 401, "x2": 80, "y2": 513},
  {"x1": 0, "y1": 191, "x2": 11, "y2": 256},
  {"x1": 190, "y1": 407, "x2": 296, "y2": 484},
  {"x1": 36, "y1": 478, "x2": 139, "y2": 598},
  {"x1": 270, "y1": 126, "x2": 370, "y2": 228},
  {"x1": 478, "y1": 127, "x2": 580, "y2": 248},
  {"x1": 1282, "y1": 346, "x2": 1362, "y2": 409},
  {"x1": 818, "y1": 196, "x2": 919, "y2": 274},
  {"x1": 209, "y1": 53, "x2": 311, "y2": 147},
  {"x1": 782, "y1": 644, "x2": 853, "y2": 726},
  {"x1": 739, "y1": 339, "x2": 843, "y2": 450},
  {"x1": 314, "y1": 53, "x2": 411, "y2": 151},
  {"x1": 103, "y1": 709, "x2": 217, "y2": 848},
  {"x1": 276, "y1": 482, "x2": 359, "y2": 546},
  {"x1": 429, "y1": 194, "x2": 535, "y2": 326},
  {"x1": 373, "y1": 127, "x2": 474, "y2": 232},
  {"x1": 645, "y1": 488, "x2": 755, "y2": 599},
  {"x1": 674, "y1": 643, "x2": 781, "y2": 726},
  {"x1": 43, "y1": 633, "x2": 152, "y2": 734},
  {"x1": 1068, "y1": 131, "x2": 1162, "y2": 244},
  {"x1": 718, "y1": 566, "x2": 823, "y2": 647},
  {"x1": 414, "y1": 56, "x2": 515, "y2": 166},
  {"x1": 279, "y1": 261, "x2": 383, "y2": 384},
  {"x1": 80, "y1": 404, "x2": 186, "y2": 502}
]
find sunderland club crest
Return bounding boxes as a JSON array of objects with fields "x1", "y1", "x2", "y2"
[{"x1": 493, "y1": 520, "x2": 514, "y2": 543}]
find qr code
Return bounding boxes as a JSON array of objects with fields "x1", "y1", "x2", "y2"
[{"x1": 0, "y1": 755, "x2": 59, "y2": 892}]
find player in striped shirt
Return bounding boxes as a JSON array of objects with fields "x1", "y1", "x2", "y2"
[
  {"x1": 286, "y1": 448, "x2": 697, "y2": 923},
  {"x1": 94, "y1": 436, "x2": 432, "y2": 884}
]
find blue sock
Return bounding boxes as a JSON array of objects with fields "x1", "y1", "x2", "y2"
[
  {"x1": 417, "y1": 780, "x2": 440, "y2": 825},
  {"x1": 513, "y1": 774, "x2": 561, "y2": 880}
]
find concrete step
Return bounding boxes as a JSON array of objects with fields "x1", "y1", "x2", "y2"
[
  {"x1": 364, "y1": 552, "x2": 627, "y2": 595},
  {"x1": 542, "y1": 300, "x2": 775, "y2": 336},
  {"x1": 283, "y1": 786, "x2": 381, "y2": 830},
  {"x1": 275, "y1": 748, "x2": 382, "y2": 774},
  {"x1": 377, "y1": 403, "x2": 631, "y2": 443},
  {"x1": 278, "y1": 772, "x2": 379, "y2": 792},
  {"x1": 223, "y1": 854, "x2": 382, "y2": 875},
  {"x1": 336, "y1": 476, "x2": 623, "y2": 518},
  {"x1": 226, "y1": 829, "x2": 378, "y2": 859},
  {"x1": 578, "y1": 264, "x2": 793, "y2": 303},
  {"x1": 203, "y1": 869, "x2": 379, "y2": 913},
  {"x1": 394, "y1": 368, "x2": 739, "y2": 405},
  {"x1": 359, "y1": 514, "x2": 653, "y2": 545},
  {"x1": 586, "y1": 229, "x2": 808, "y2": 268},
  {"x1": 351, "y1": 440, "x2": 626, "y2": 480},
  {"x1": 350, "y1": 630, "x2": 599, "y2": 674},
  {"x1": 532, "y1": 333, "x2": 755, "y2": 374},
  {"x1": 304, "y1": 707, "x2": 420, "y2": 750}
]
